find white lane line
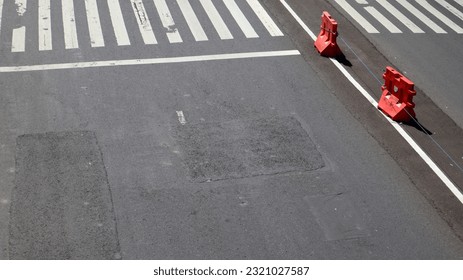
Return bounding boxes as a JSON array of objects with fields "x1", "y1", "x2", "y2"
[
  {"x1": 176, "y1": 111, "x2": 187, "y2": 125},
  {"x1": 0, "y1": 50, "x2": 300, "y2": 72},
  {"x1": 12, "y1": 26, "x2": 26, "y2": 52},
  {"x1": 224, "y1": 0, "x2": 259, "y2": 38},
  {"x1": 62, "y1": 0, "x2": 79, "y2": 49},
  {"x1": 39, "y1": 0, "x2": 52, "y2": 51},
  {"x1": 199, "y1": 0, "x2": 233, "y2": 40},
  {"x1": 177, "y1": 0, "x2": 208, "y2": 41},
  {"x1": 436, "y1": 0, "x2": 463, "y2": 21},
  {"x1": 131, "y1": 0, "x2": 157, "y2": 44},
  {"x1": 246, "y1": 0, "x2": 284, "y2": 36},
  {"x1": 334, "y1": 0, "x2": 379, "y2": 33},
  {"x1": 416, "y1": 0, "x2": 463, "y2": 34},
  {"x1": 153, "y1": 0, "x2": 183, "y2": 43},
  {"x1": 454, "y1": 0, "x2": 463, "y2": 8},
  {"x1": 376, "y1": 0, "x2": 424, "y2": 33},
  {"x1": 107, "y1": 0, "x2": 131, "y2": 46},
  {"x1": 364, "y1": 6, "x2": 402, "y2": 33},
  {"x1": 0, "y1": 0, "x2": 4, "y2": 37},
  {"x1": 85, "y1": 0, "x2": 105, "y2": 47},
  {"x1": 280, "y1": 0, "x2": 463, "y2": 205},
  {"x1": 396, "y1": 0, "x2": 447, "y2": 33}
]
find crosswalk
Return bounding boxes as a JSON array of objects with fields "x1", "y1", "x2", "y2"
[
  {"x1": 3, "y1": 0, "x2": 283, "y2": 53},
  {"x1": 335, "y1": 0, "x2": 463, "y2": 34}
]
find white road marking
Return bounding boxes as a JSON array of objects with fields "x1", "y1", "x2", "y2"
[
  {"x1": 0, "y1": 50, "x2": 300, "y2": 72},
  {"x1": 224, "y1": 0, "x2": 259, "y2": 38},
  {"x1": 455, "y1": 0, "x2": 463, "y2": 8},
  {"x1": 176, "y1": 111, "x2": 187, "y2": 125},
  {"x1": 0, "y1": 0, "x2": 4, "y2": 36},
  {"x1": 176, "y1": 0, "x2": 208, "y2": 41},
  {"x1": 12, "y1": 26, "x2": 26, "y2": 52},
  {"x1": 280, "y1": 0, "x2": 463, "y2": 205},
  {"x1": 153, "y1": 0, "x2": 183, "y2": 43},
  {"x1": 396, "y1": 0, "x2": 447, "y2": 33},
  {"x1": 39, "y1": 0, "x2": 52, "y2": 51},
  {"x1": 131, "y1": 0, "x2": 158, "y2": 44},
  {"x1": 334, "y1": 0, "x2": 380, "y2": 33},
  {"x1": 416, "y1": 0, "x2": 463, "y2": 34},
  {"x1": 246, "y1": 0, "x2": 284, "y2": 36},
  {"x1": 199, "y1": 0, "x2": 233, "y2": 40},
  {"x1": 85, "y1": 0, "x2": 105, "y2": 47},
  {"x1": 376, "y1": 0, "x2": 424, "y2": 33},
  {"x1": 364, "y1": 6, "x2": 402, "y2": 33},
  {"x1": 62, "y1": 0, "x2": 79, "y2": 49},
  {"x1": 436, "y1": 0, "x2": 463, "y2": 21},
  {"x1": 107, "y1": 0, "x2": 131, "y2": 46},
  {"x1": 15, "y1": 0, "x2": 27, "y2": 16}
]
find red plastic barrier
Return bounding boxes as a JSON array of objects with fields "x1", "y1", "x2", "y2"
[
  {"x1": 378, "y1": 67, "x2": 416, "y2": 122},
  {"x1": 314, "y1": 11, "x2": 341, "y2": 57}
]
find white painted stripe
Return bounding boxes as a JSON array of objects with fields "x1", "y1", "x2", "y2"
[
  {"x1": 0, "y1": 0, "x2": 4, "y2": 36},
  {"x1": 437, "y1": 0, "x2": 463, "y2": 21},
  {"x1": 246, "y1": 0, "x2": 284, "y2": 36},
  {"x1": 107, "y1": 0, "x2": 131, "y2": 46},
  {"x1": 376, "y1": 0, "x2": 425, "y2": 33},
  {"x1": 364, "y1": 6, "x2": 402, "y2": 33},
  {"x1": 224, "y1": 0, "x2": 259, "y2": 38},
  {"x1": 0, "y1": 50, "x2": 300, "y2": 72},
  {"x1": 455, "y1": 0, "x2": 463, "y2": 8},
  {"x1": 177, "y1": 0, "x2": 207, "y2": 41},
  {"x1": 396, "y1": 0, "x2": 447, "y2": 33},
  {"x1": 199, "y1": 0, "x2": 233, "y2": 40},
  {"x1": 153, "y1": 0, "x2": 183, "y2": 43},
  {"x1": 85, "y1": 0, "x2": 105, "y2": 47},
  {"x1": 39, "y1": 0, "x2": 52, "y2": 51},
  {"x1": 15, "y1": 0, "x2": 26, "y2": 16},
  {"x1": 176, "y1": 111, "x2": 187, "y2": 125},
  {"x1": 280, "y1": 0, "x2": 463, "y2": 205},
  {"x1": 416, "y1": 0, "x2": 463, "y2": 33},
  {"x1": 62, "y1": 0, "x2": 79, "y2": 49},
  {"x1": 131, "y1": 0, "x2": 157, "y2": 44},
  {"x1": 12, "y1": 26, "x2": 26, "y2": 52},
  {"x1": 334, "y1": 0, "x2": 379, "y2": 33}
]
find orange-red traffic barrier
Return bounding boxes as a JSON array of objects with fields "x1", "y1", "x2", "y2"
[
  {"x1": 314, "y1": 11, "x2": 341, "y2": 57},
  {"x1": 378, "y1": 67, "x2": 416, "y2": 122}
]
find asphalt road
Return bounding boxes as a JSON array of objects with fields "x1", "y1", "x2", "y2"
[{"x1": 0, "y1": 0, "x2": 462, "y2": 259}]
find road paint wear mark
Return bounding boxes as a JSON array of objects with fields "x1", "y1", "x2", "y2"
[
  {"x1": 246, "y1": 0, "x2": 284, "y2": 36},
  {"x1": 107, "y1": 0, "x2": 131, "y2": 46},
  {"x1": 85, "y1": 0, "x2": 105, "y2": 47},
  {"x1": 224, "y1": 0, "x2": 259, "y2": 38},
  {"x1": 176, "y1": 0, "x2": 208, "y2": 41},
  {"x1": 176, "y1": 111, "x2": 186, "y2": 125},
  {"x1": 39, "y1": 0, "x2": 52, "y2": 51},
  {"x1": 376, "y1": 0, "x2": 424, "y2": 33},
  {"x1": 12, "y1": 26, "x2": 26, "y2": 52},
  {"x1": 436, "y1": 0, "x2": 463, "y2": 21},
  {"x1": 415, "y1": 0, "x2": 463, "y2": 33},
  {"x1": 62, "y1": 0, "x2": 79, "y2": 49},
  {"x1": 15, "y1": 0, "x2": 27, "y2": 16},
  {"x1": 396, "y1": 0, "x2": 447, "y2": 33},
  {"x1": 364, "y1": 6, "x2": 402, "y2": 33},
  {"x1": 280, "y1": 0, "x2": 463, "y2": 205},
  {"x1": 131, "y1": 0, "x2": 157, "y2": 44},
  {"x1": 153, "y1": 0, "x2": 182, "y2": 43},
  {"x1": 334, "y1": 0, "x2": 380, "y2": 33},
  {"x1": 199, "y1": 0, "x2": 233, "y2": 40},
  {"x1": 0, "y1": 50, "x2": 300, "y2": 72}
]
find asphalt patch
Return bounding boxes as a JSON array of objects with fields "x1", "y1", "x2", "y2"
[
  {"x1": 9, "y1": 131, "x2": 120, "y2": 259},
  {"x1": 174, "y1": 116, "x2": 324, "y2": 182}
]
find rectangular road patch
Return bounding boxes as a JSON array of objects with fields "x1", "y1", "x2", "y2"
[{"x1": 9, "y1": 131, "x2": 120, "y2": 259}]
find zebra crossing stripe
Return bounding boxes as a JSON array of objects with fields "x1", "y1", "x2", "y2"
[
  {"x1": 396, "y1": 0, "x2": 447, "y2": 33},
  {"x1": 224, "y1": 0, "x2": 259, "y2": 38},
  {"x1": 131, "y1": 0, "x2": 158, "y2": 44},
  {"x1": 12, "y1": 26, "x2": 26, "y2": 52},
  {"x1": 455, "y1": 0, "x2": 463, "y2": 8},
  {"x1": 199, "y1": 0, "x2": 233, "y2": 40},
  {"x1": 437, "y1": 0, "x2": 463, "y2": 21},
  {"x1": 107, "y1": 0, "x2": 131, "y2": 46},
  {"x1": 85, "y1": 0, "x2": 105, "y2": 47},
  {"x1": 416, "y1": 0, "x2": 463, "y2": 33},
  {"x1": 246, "y1": 0, "x2": 284, "y2": 36},
  {"x1": 176, "y1": 0, "x2": 208, "y2": 41},
  {"x1": 376, "y1": 0, "x2": 424, "y2": 33},
  {"x1": 153, "y1": 0, "x2": 183, "y2": 43},
  {"x1": 39, "y1": 0, "x2": 52, "y2": 51},
  {"x1": 62, "y1": 0, "x2": 79, "y2": 49},
  {"x1": 364, "y1": 6, "x2": 402, "y2": 33},
  {"x1": 334, "y1": 0, "x2": 379, "y2": 33}
]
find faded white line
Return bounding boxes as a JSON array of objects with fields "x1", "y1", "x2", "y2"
[
  {"x1": 397, "y1": 0, "x2": 446, "y2": 33},
  {"x1": 15, "y1": 0, "x2": 27, "y2": 16},
  {"x1": 176, "y1": 111, "x2": 187, "y2": 125},
  {"x1": 0, "y1": 0, "x2": 4, "y2": 36},
  {"x1": 436, "y1": 0, "x2": 463, "y2": 21},
  {"x1": 153, "y1": 0, "x2": 183, "y2": 43},
  {"x1": 199, "y1": 0, "x2": 233, "y2": 40},
  {"x1": 39, "y1": 0, "x2": 52, "y2": 51},
  {"x1": 334, "y1": 0, "x2": 379, "y2": 33},
  {"x1": 107, "y1": 0, "x2": 131, "y2": 46},
  {"x1": 376, "y1": 0, "x2": 424, "y2": 33},
  {"x1": 246, "y1": 0, "x2": 284, "y2": 36},
  {"x1": 12, "y1": 26, "x2": 26, "y2": 52},
  {"x1": 364, "y1": 6, "x2": 402, "y2": 33},
  {"x1": 85, "y1": 0, "x2": 105, "y2": 47},
  {"x1": 62, "y1": 0, "x2": 79, "y2": 49},
  {"x1": 416, "y1": 0, "x2": 463, "y2": 33},
  {"x1": 280, "y1": 0, "x2": 463, "y2": 204},
  {"x1": 177, "y1": 0, "x2": 208, "y2": 41},
  {"x1": 224, "y1": 0, "x2": 259, "y2": 38},
  {"x1": 131, "y1": 0, "x2": 157, "y2": 44},
  {"x1": 0, "y1": 50, "x2": 300, "y2": 72}
]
